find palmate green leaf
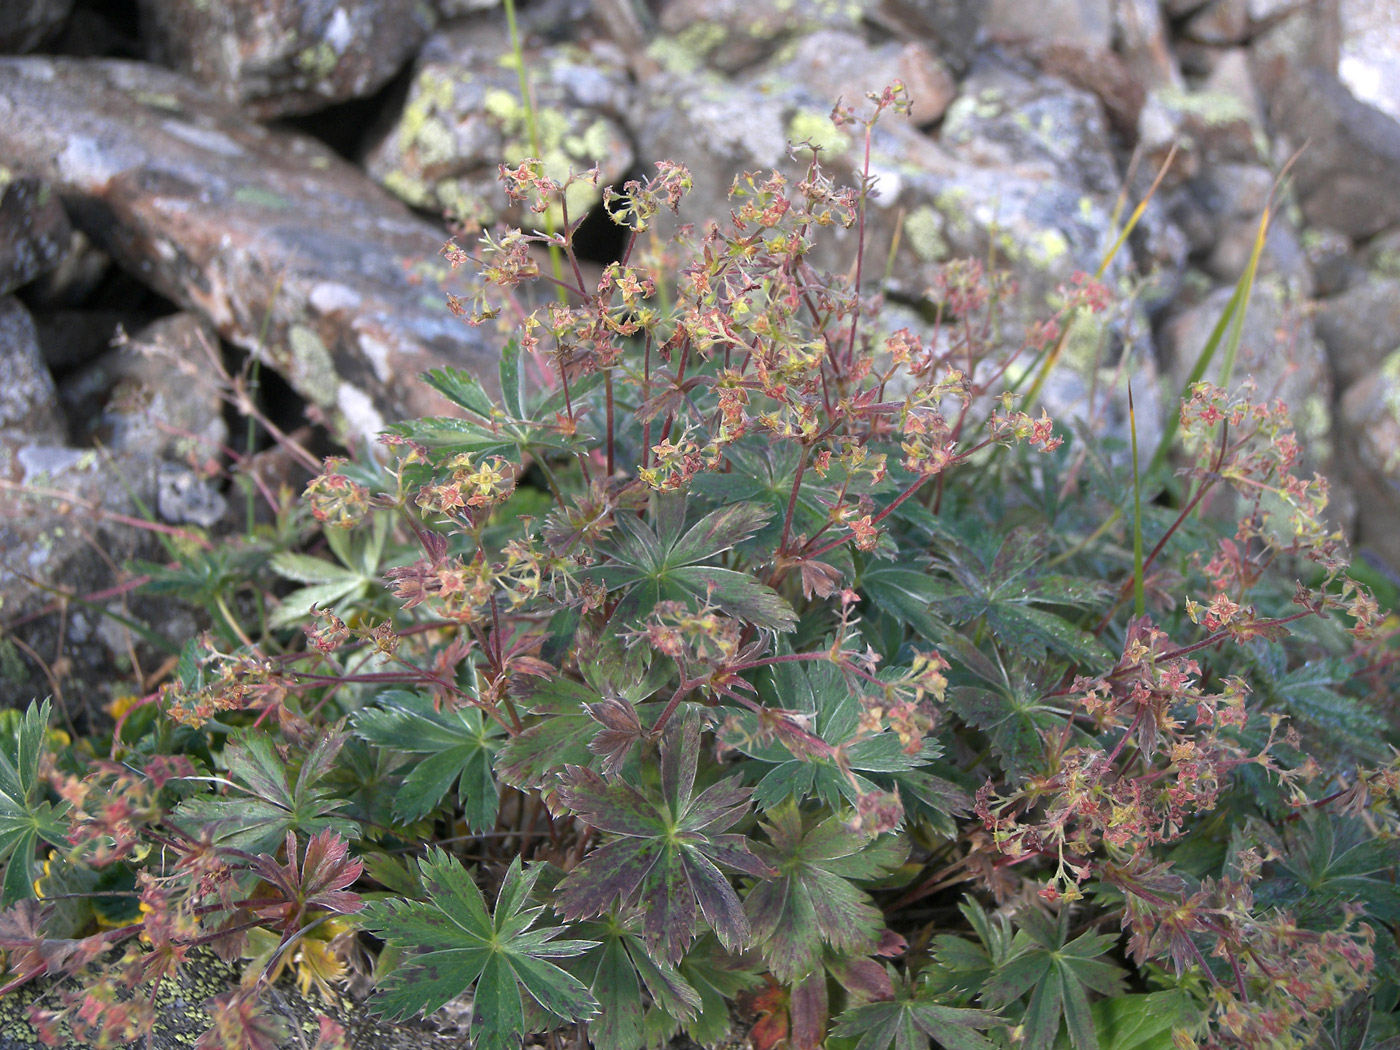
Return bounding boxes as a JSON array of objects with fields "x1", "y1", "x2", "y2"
[
  {"x1": 1255, "y1": 810, "x2": 1400, "y2": 927},
  {"x1": 1051, "y1": 990, "x2": 1199, "y2": 1050},
  {"x1": 172, "y1": 729, "x2": 358, "y2": 855},
  {"x1": 565, "y1": 916, "x2": 702, "y2": 1050},
  {"x1": 353, "y1": 689, "x2": 505, "y2": 831},
  {"x1": 745, "y1": 801, "x2": 907, "y2": 982},
  {"x1": 404, "y1": 365, "x2": 600, "y2": 458},
  {"x1": 979, "y1": 907, "x2": 1126, "y2": 1050},
  {"x1": 363, "y1": 851, "x2": 598, "y2": 1048},
  {"x1": 862, "y1": 529, "x2": 1110, "y2": 666},
  {"x1": 724, "y1": 659, "x2": 967, "y2": 824},
  {"x1": 554, "y1": 712, "x2": 772, "y2": 964},
  {"x1": 0, "y1": 701, "x2": 70, "y2": 906},
  {"x1": 495, "y1": 677, "x2": 598, "y2": 791},
  {"x1": 581, "y1": 498, "x2": 796, "y2": 632},
  {"x1": 670, "y1": 935, "x2": 765, "y2": 1047},
  {"x1": 831, "y1": 971, "x2": 1001, "y2": 1050},
  {"x1": 1244, "y1": 642, "x2": 1389, "y2": 761}
]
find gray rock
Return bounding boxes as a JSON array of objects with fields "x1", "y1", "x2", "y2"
[
  {"x1": 655, "y1": 0, "x2": 871, "y2": 74},
  {"x1": 365, "y1": 18, "x2": 634, "y2": 227},
  {"x1": 866, "y1": 0, "x2": 984, "y2": 75},
  {"x1": 1158, "y1": 278, "x2": 1332, "y2": 455},
  {"x1": 983, "y1": 0, "x2": 1113, "y2": 49},
  {"x1": 939, "y1": 57, "x2": 1120, "y2": 195},
  {"x1": 0, "y1": 57, "x2": 508, "y2": 449},
  {"x1": 758, "y1": 29, "x2": 956, "y2": 129},
  {"x1": 1337, "y1": 361, "x2": 1400, "y2": 571},
  {"x1": 1366, "y1": 227, "x2": 1400, "y2": 280},
  {"x1": 1340, "y1": 0, "x2": 1400, "y2": 122},
  {"x1": 0, "y1": 296, "x2": 67, "y2": 445},
  {"x1": 137, "y1": 0, "x2": 436, "y2": 119},
  {"x1": 1248, "y1": 0, "x2": 1342, "y2": 99},
  {"x1": 21, "y1": 229, "x2": 112, "y2": 311},
  {"x1": 0, "y1": 175, "x2": 72, "y2": 297},
  {"x1": 1112, "y1": 0, "x2": 1182, "y2": 89},
  {"x1": 0, "y1": 0, "x2": 73, "y2": 53},
  {"x1": 1137, "y1": 81, "x2": 1267, "y2": 182},
  {"x1": 1314, "y1": 277, "x2": 1400, "y2": 391},
  {"x1": 1262, "y1": 69, "x2": 1400, "y2": 241},
  {"x1": 1180, "y1": 0, "x2": 1249, "y2": 45},
  {"x1": 59, "y1": 313, "x2": 229, "y2": 472},
  {"x1": 1173, "y1": 162, "x2": 1311, "y2": 292},
  {"x1": 1303, "y1": 226, "x2": 1364, "y2": 297}
]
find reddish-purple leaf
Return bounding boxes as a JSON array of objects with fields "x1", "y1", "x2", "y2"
[
  {"x1": 554, "y1": 711, "x2": 769, "y2": 963},
  {"x1": 585, "y1": 698, "x2": 645, "y2": 776},
  {"x1": 556, "y1": 766, "x2": 664, "y2": 836},
  {"x1": 661, "y1": 714, "x2": 699, "y2": 818},
  {"x1": 829, "y1": 954, "x2": 896, "y2": 1002},
  {"x1": 682, "y1": 850, "x2": 750, "y2": 952},
  {"x1": 790, "y1": 968, "x2": 829, "y2": 1050},
  {"x1": 554, "y1": 839, "x2": 663, "y2": 921}
]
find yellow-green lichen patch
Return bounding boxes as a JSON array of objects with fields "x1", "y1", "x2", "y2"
[
  {"x1": 1058, "y1": 310, "x2": 1109, "y2": 373},
  {"x1": 286, "y1": 324, "x2": 339, "y2": 408},
  {"x1": 1299, "y1": 391, "x2": 1331, "y2": 444},
  {"x1": 1372, "y1": 247, "x2": 1400, "y2": 279},
  {"x1": 413, "y1": 116, "x2": 457, "y2": 169},
  {"x1": 564, "y1": 118, "x2": 616, "y2": 165},
  {"x1": 296, "y1": 40, "x2": 340, "y2": 80},
  {"x1": 383, "y1": 169, "x2": 432, "y2": 207},
  {"x1": 787, "y1": 109, "x2": 849, "y2": 153},
  {"x1": 1156, "y1": 86, "x2": 1254, "y2": 126},
  {"x1": 232, "y1": 185, "x2": 290, "y2": 210},
  {"x1": 130, "y1": 90, "x2": 182, "y2": 111},
  {"x1": 400, "y1": 71, "x2": 458, "y2": 147},
  {"x1": 647, "y1": 35, "x2": 706, "y2": 75},
  {"x1": 1025, "y1": 227, "x2": 1070, "y2": 269},
  {"x1": 933, "y1": 187, "x2": 974, "y2": 240},
  {"x1": 904, "y1": 206, "x2": 947, "y2": 263},
  {"x1": 675, "y1": 20, "x2": 728, "y2": 61},
  {"x1": 483, "y1": 86, "x2": 522, "y2": 123}
]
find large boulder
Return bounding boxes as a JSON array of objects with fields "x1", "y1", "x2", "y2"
[
  {"x1": 137, "y1": 0, "x2": 435, "y2": 119},
  {"x1": 0, "y1": 175, "x2": 73, "y2": 297},
  {"x1": 0, "y1": 57, "x2": 507, "y2": 449},
  {"x1": 1262, "y1": 69, "x2": 1400, "y2": 241},
  {"x1": 365, "y1": 17, "x2": 634, "y2": 227}
]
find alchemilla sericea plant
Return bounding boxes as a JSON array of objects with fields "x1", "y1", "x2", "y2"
[{"x1": 2, "y1": 84, "x2": 1398, "y2": 1050}]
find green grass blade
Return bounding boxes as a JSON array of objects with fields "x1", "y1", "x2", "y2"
[{"x1": 1129, "y1": 381, "x2": 1145, "y2": 618}]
